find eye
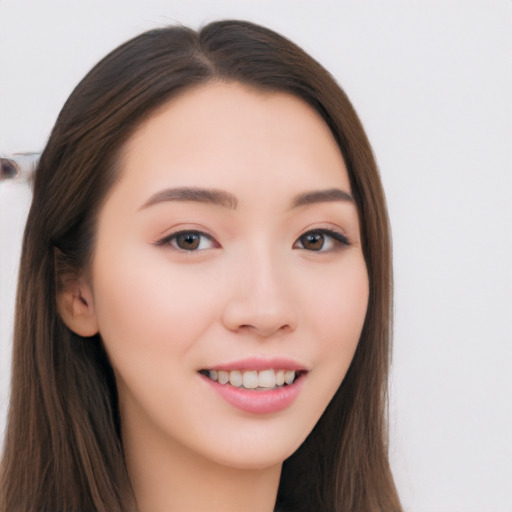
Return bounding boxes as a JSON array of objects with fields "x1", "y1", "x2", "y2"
[
  {"x1": 294, "y1": 229, "x2": 349, "y2": 252},
  {"x1": 156, "y1": 230, "x2": 218, "y2": 252}
]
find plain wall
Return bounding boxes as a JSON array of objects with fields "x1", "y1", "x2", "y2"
[{"x1": 1, "y1": 1, "x2": 511, "y2": 510}]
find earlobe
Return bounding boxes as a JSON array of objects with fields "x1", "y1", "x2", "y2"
[{"x1": 56, "y1": 279, "x2": 99, "y2": 337}]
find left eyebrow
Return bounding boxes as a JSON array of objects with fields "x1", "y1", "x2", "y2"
[
  {"x1": 139, "y1": 187, "x2": 238, "y2": 211},
  {"x1": 290, "y1": 188, "x2": 354, "y2": 208}
]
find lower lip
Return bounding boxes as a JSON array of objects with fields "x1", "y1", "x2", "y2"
[{"x1": 200, "y1": 374, "x2": 305, "y2": 414}]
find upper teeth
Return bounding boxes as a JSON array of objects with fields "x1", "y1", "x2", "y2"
[{"x1": 207, "y1": 369, "x2": 296, "y2": 389}]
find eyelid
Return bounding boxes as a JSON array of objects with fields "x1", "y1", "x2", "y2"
[
  {"x1": 153, "y1": 224, "x2": 350, "y2": 252},
  {"x1": 154, "y1": 229, "x2": 219, "y2": 251},
  {"x1": 293, "y1": 226, "x2": 351, "y2": 251}
]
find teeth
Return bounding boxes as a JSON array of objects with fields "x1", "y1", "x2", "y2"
[
  {"x1": 229, "y1": 370, "x2": 243, "y2": 387},
  {"x1": 207, "y1": 369, "x2": 298, "y2": 389},
  {"x1": 242, "y1": 371, "x2": 258, "y2": 389},
  {"x1": 284, "y1": 370, "x2": 295, "y2": 385},
  {"x1": 258, "y1": 369, "x2": 276, "y2": 388}
]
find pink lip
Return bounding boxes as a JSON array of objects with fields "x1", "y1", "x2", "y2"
[
  {"x1": 206, "y1": 357, "x2": 308, "y2": 372},
  {"x1": 200, "y1": 372, "x2": 306, "y2": 414}
]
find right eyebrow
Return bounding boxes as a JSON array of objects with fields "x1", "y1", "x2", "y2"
[
  {"x1": 290, "y1": 188, "x2": 355, "y2": 209},
  {"x1": 139, "y1": 187, "x2": 238, "y2": 211}
]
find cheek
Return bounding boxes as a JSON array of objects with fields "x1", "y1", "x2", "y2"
[
  {"x1": 303, "y1": 254, "x2": 369, "y2": 347},
  {"x1": 301, "y1": 254, "x2": 369, "y2": 401},
  {"x1": 91, "y1": 247, "x2": 221, "y2": 362},
  {"x1": 330, "y1": 265, "x2": 368, "y2": 353}
]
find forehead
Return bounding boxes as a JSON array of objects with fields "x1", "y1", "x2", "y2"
[{"x1": 116, "y1": 81, "x2": 351, "y2": 201}]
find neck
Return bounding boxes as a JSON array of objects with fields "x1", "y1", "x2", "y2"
[{"x1": 124, "y1": 423, "x2": 282, "y2": 512}]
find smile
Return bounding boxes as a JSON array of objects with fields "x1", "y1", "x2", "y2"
[
  {"x1": 199, "y1": 364, "x2": 308, "y2": 414},
  {"x1": 200, "y1": 368, "x2": 305, "y2": 390}
]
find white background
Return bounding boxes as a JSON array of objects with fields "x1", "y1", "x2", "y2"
[{"x1": 1, "y1": 1, "x2": 511, "y2": 511}]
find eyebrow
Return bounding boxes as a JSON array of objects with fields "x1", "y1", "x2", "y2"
[
  {"x1": 290, "y1": 188, "x2": 354, "y2": 208},
  {"x1": 139, "y1": 186, "x2": 354, "y2": 211},
  {"x1": 140, "y1": 187, "x2": 238, "y2": 210}
]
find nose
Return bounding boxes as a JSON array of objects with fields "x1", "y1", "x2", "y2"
[{"x1": 221, "y1": 249, "x2": 298, "y2": 338}]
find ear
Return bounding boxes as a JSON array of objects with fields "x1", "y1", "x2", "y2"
[{"x1": 56, "y1": 278, "x2": 99, "y2": 337}]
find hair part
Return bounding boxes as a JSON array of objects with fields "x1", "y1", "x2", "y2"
[{"x1": 1, "y1": 20, "x2": 401, "y2": 511}]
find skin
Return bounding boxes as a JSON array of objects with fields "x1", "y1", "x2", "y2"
[{"x1": 61, "y1": 82, "x2": 369, "y2": 512}]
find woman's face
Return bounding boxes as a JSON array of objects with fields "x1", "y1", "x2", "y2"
[{"x1": 88, "y1": 82, "x2": 369, "y2": 470}]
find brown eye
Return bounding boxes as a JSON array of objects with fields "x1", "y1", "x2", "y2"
[
  {"x1": 294, "y1": 229, "x2": 350, "y2": 252},
  {"x1": 176, "y1": 233, "x2": 201, "y2": 250},
  {"x1": 156, "y1": 230, "x2": 217, "y2": 251},
  {"x1": 299, "y1": 232, "x2": 325, "y2": 251}
]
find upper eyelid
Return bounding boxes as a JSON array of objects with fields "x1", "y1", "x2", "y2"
[
  {"x1": 297, "y1": 225, "x2": 350, "y2": 241},
  {"x1": 154, "y1": 229, "x2": 216, "y2": 247},
  {"x1": 153, "y1": 224, "x2": 351, "y2": 247},
  {"x1": 295, "y1": 227, "x2": 350, "y2": 246},
  {"x1": 152, "y1": 221, "x2": 216, "y2": 240}
]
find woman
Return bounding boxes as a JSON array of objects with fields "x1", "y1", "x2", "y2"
[{"x1": 0, "y1": 20, "x2": 401, "y2": 511}]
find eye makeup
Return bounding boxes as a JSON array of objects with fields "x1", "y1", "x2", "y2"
[
  {"x1": 293, "y1": 228, "x2": 350, "y2": 252},
  {"x1": 154, "y1": 225, "x2": 350, "y2": 254},
  {"x1": 154, "y1": 229, "x2": 219, "y2": 251}
]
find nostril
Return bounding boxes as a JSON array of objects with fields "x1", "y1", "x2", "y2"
[
  {"x1": 0, "y1": 158, "x2": 20, "y2": 181},
  {"x1": 237, "y1": 321, "x2": 292, "y2": 338}
]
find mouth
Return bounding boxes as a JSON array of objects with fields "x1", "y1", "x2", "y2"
[{"x1": 199, "y1": 368, "x2": 308, "y2": 391}]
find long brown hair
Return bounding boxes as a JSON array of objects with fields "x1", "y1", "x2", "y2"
[{"x1": 1, "y1": 20, "x2": 401, "y2": 511}]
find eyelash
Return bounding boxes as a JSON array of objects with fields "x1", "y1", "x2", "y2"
[
  {"x1": 155, "y1": 230, "x2": 217, "y2": 251},
  {"x1": 155, "y1": 228, "x2": 350, "y2": 253},
  {"x1": 293, "y1": 228, "x2": 350, "y2": 252}
]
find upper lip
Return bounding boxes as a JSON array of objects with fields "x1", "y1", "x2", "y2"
[{"x1": 204, "y1": 357, "x2": 309, "y2": 372}]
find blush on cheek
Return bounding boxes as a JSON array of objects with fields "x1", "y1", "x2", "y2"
[{"x1": 93, "y1": 256, "x2": 221, "y2": 360}]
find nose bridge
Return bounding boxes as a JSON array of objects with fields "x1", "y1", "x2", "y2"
[
  {"x1": 222, "y1": 238, "x2": 297, "y2": 336},
  {"x1": 248, "y1": 240, "x2": 285, "y2": 299}
]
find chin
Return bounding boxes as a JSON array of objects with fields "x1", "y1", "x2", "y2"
[{"x1": 197, "y1": 424, "x2": 310, "y2": 471}]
